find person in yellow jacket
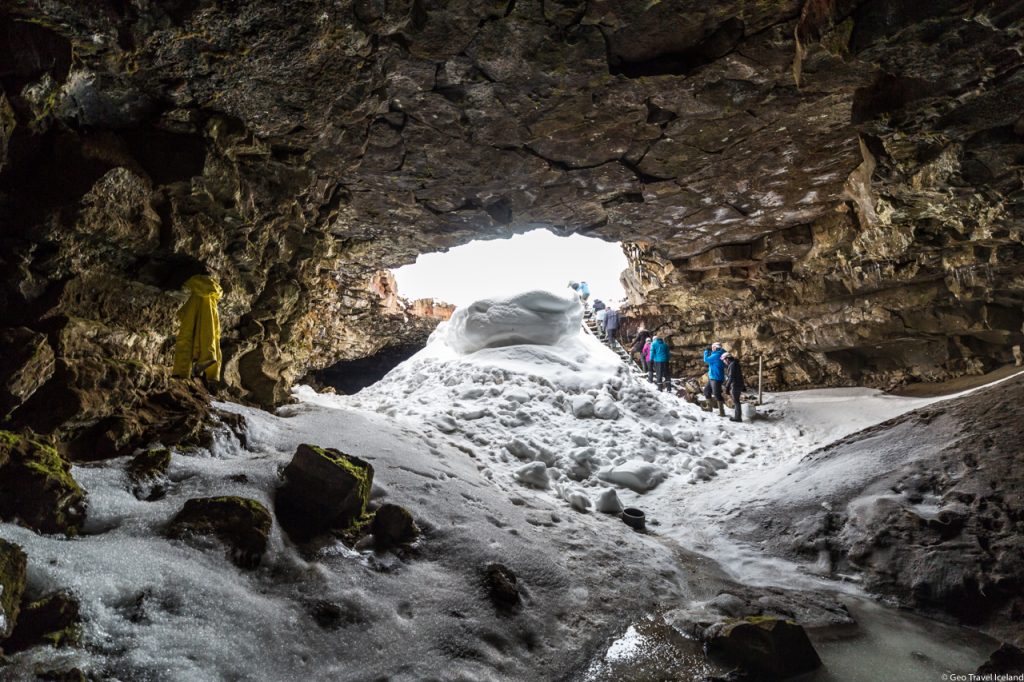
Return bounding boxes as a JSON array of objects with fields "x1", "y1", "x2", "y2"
[{"x1": 172, "y1": 275, "x2": 223, "y2": 383}]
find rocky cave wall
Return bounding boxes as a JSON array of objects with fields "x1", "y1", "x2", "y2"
[{"x1": 1, "y1": 0, "x2": 1023, "y2": 452}]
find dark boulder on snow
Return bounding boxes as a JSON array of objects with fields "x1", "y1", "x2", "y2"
[
  {"x1": 371, "y1": 504, "x2": 419, "y2": 547},
  {"x1": 0, "y1": 538, "x2": 28, "y2": 641},
  {"x1": 2, "y1": 590, "x2": 80, "y2": 653},
  {"x1": 706, "y1": 617, "x2": 822, "y2": 679},
  {"x1": 126, "y1": 447, "x2": 171, "y2": 501},
  {"x1": 977, "y1": 643, "x2": 1024, "y2": 675},
  {"x1": 0, "y1": 431, "x2": 86, "y2": 535},
  {"x1": 275, "y1": 443, "x2": 373, "y2": 541},
  {"x1": 483, "y1": 563, "x2": 521, "y2": 610},
  {"x1": 167, "y1": 496, "x2": 272, "y2": 569}
]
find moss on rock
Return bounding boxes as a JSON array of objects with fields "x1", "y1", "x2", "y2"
[
  {"x1": 275, "y1": 443, "x2": 374, "y2": 542},
  {"x1": 0, "y1": 538, "x2": 28, "y2": 641},
  {"x1": 3, "y1": 590, "x2": 80, "y2": 654},
  {"x1": 167, "y1": 496, "x2": 272, "y2": 569},
  {"x1": 0, "y1": 431, "x2": 86, "y2": 535}
]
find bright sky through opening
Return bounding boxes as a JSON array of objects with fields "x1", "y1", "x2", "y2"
[{"x1": 391, "y1": 228, "x2": 629, "y2": 308}]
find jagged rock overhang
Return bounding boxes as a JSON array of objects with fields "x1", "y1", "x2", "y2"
[{"x1": 0, "y1": 0, "x2": 1021, "y2": 445}]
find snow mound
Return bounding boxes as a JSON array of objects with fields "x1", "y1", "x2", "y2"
[
  {"x1": 435, "y1": 289, "x2": 582, "y2": 354},
  {"x1": 308, "y1": 290, "x2": 726, "y2": 514}
]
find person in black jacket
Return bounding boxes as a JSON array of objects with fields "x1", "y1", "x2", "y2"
[
  {"x1": 722, "y1": 352, "x2": 746, "y2": 422},
  {"x1": 630, "y1": 328, "x2": 651, "y2": 371}
]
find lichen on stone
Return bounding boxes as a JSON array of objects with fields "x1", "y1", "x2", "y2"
[
  {"x1": 3, "y1": 590, "x2": 81, "y2": 653},
  {"x1": 306, "y1": 444, "x2": 373, "y2": 518},
  {"x1": 275, "y1": 443, "x2": 375, "y2": 543},
  {"x1": 0, "y1": 430, "x2": 86, "y2": 535},
  {"x1": 127, "y1": 447, "x2": 171, "y2": 480},
  {"x1": 167, "y1": 496, "x2": 273, "y2": 569}
]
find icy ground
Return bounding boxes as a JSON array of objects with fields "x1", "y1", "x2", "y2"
[
  {"x1": 322, "y1": 290, "x2": 980, "y2": 586},
  {"x1": 2, "y1": 290, "x2": 1016, "y2": 680}
]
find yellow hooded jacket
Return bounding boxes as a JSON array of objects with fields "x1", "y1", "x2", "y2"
[{"x1": 172, "y1": 275, "x2": 223, "y2": 382}]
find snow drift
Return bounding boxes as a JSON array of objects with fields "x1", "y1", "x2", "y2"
[
  {"x1": 325, "y1": 290, "x2": 729, "y2": 513},
  {"x1": 438, "y1": 290, "x2": 582, "y2": 354}
]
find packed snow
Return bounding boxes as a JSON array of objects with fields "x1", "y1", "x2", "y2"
[
  {"x1": 321, "y1": 290, "x2": 733, "y2": 515},
  {"x1": 1, "y1": 289, "x2": 1015, "y2": 680}
]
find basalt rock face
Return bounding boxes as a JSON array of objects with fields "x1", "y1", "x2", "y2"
[
  {"x1": 0, "y1": 0, "x2": 1022, "y2": 448},
  {"x1": 737, "y1": 374, "x2": 1024, "y2": 645},
  {"x1": 617, "y1": 2, "x2": 1024, "y2": 388}
]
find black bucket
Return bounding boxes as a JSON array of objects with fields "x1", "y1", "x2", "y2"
[{"x1": 621, "y1": 507, "x2": 645, "y2": 531}]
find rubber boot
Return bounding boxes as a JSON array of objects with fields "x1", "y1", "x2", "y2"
[{"x1": 717, "y1": 399, "x2": 726, "y2": 417}]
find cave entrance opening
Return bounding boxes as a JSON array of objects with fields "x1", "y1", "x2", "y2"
[
  {"x1": 312, "y1": 229, "x2": 629, "y2": 395},
  {"x1": 391, "y1": 228, "x2": 629, "y2": 307}
]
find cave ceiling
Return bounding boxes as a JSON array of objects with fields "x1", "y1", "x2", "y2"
[{"x1": 1, "y1": 0, "x2": 1023, "y2": 412}]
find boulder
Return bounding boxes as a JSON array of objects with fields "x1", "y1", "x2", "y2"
[
  {"x1": 126, "y1": 447, "x2": 171, "y2": 501},
  {"x1": 977, "y1": 643, "x2": 1024, "y2": 675},
  {"x1": 9, "y1": 325, "x2": 212, "y2": 462},
  {"x1": 706, "y1": 617, "x2": 822, "y2": 679},
  {"x1": 275, "y1": 444, "x2": 374, "y2": 541},
  {"x1": 167, "y1": 496, "x2": 272, "y2": 569},
  {"x1": 0, "y1": 431, "x2": 86, "y2": 535},
  {"x1": 371, "y1": 504, "x2": 419, "y2": 547},
  {"x1": 0, "y1": 539, "x2": 28, "y2": 641},
  {"x1": 2, "y1": 590, "x2": 80, "y2": 653},
  {"x1": 483, "y1": 563, "x2": 520, "y2": 610}
]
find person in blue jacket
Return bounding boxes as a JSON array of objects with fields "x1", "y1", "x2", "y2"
[
  {"x1": 650, "y1": 335, "x2": 671, "y2": 391},
  {"x1": 579, "y1": 281, "x2": 590, "y2": 301},
  {"x1": 703, "y1": 342, "x2": 726, "y2": 416}
]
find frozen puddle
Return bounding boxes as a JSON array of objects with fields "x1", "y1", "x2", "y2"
[{"x1": 808, "y1": 597, "x2": 998, "y2": 682}]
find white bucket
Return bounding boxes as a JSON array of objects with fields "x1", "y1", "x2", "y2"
[{"x1": 741, "y1": 403, "x2": 757, "y2": 420}]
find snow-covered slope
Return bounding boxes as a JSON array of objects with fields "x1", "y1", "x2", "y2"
[
  {"x1": 319, "y1": 290, "x2": 736, "y2": 514},
  {"x1": 3, "y1": 290, "x2": 1013, "y2": 680},
  {"x1": 0, "y1": 291, "x2": 717, "y2": 681}
]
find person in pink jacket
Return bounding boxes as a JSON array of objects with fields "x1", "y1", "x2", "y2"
[{"x1": 643, "y1": 339, "x2": 653, "y2": 382}]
